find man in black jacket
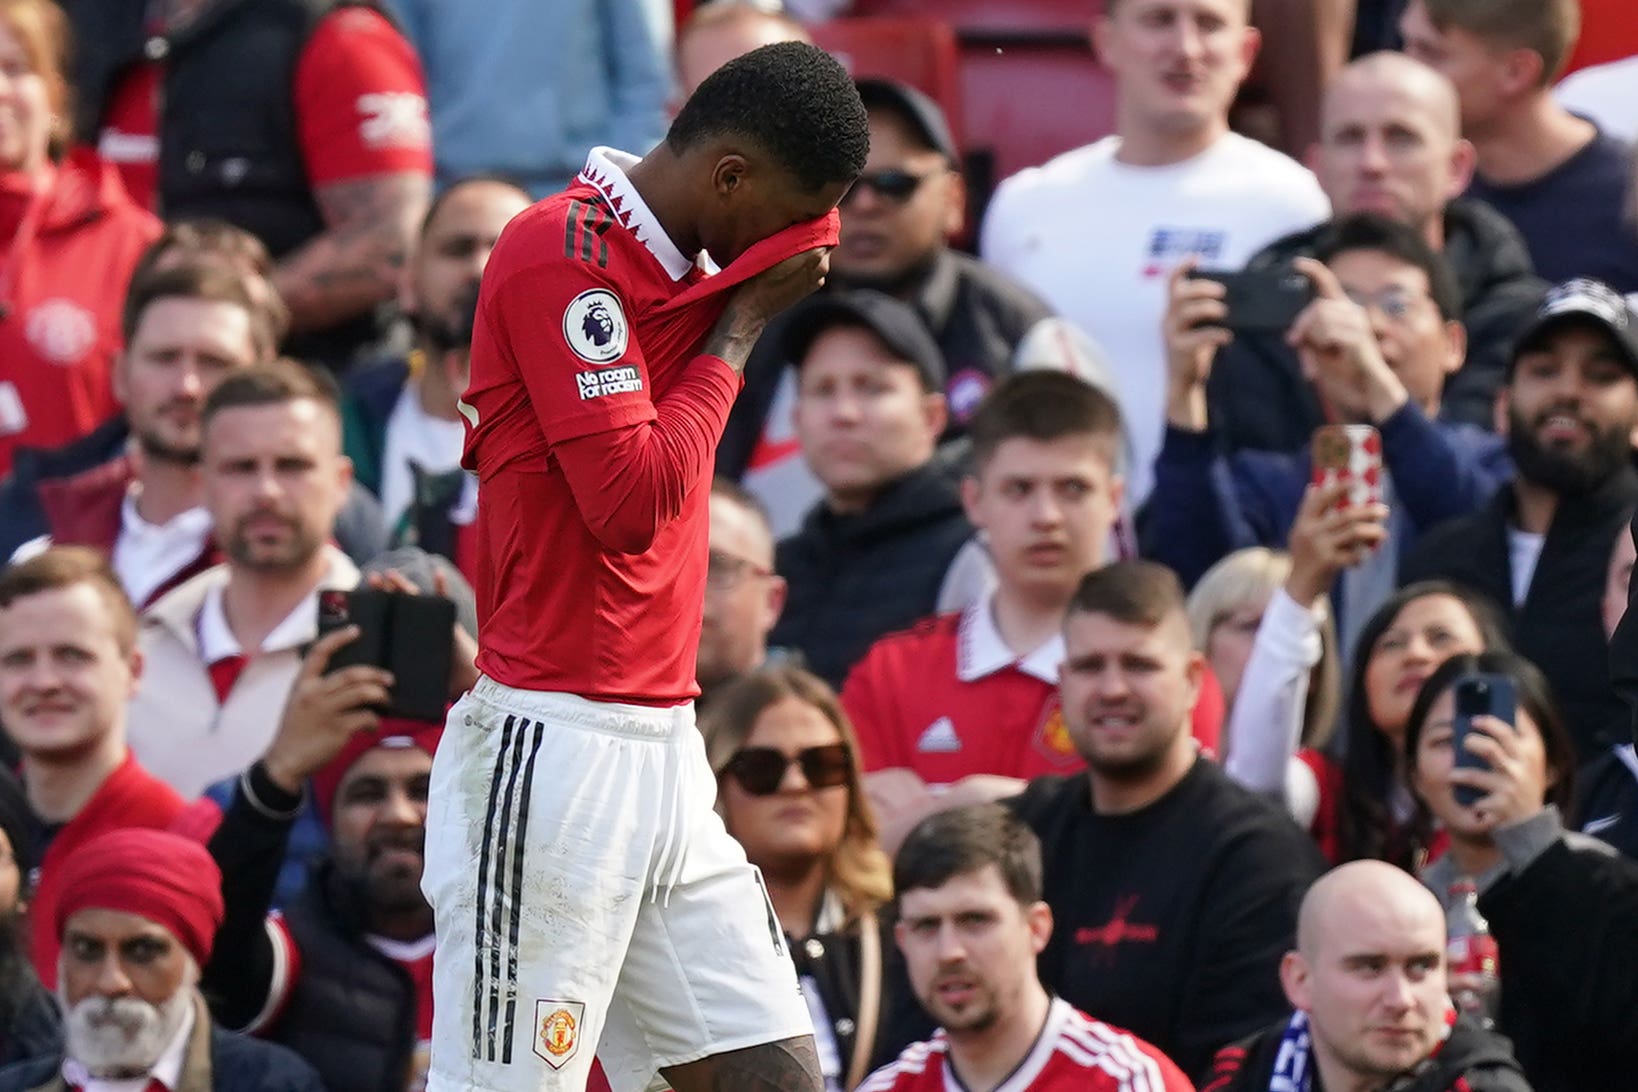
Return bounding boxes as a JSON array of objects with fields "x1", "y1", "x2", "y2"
[
  {"x1": 768, "y1": 291, "x2": 973, "y2": 689},
  {"x1": 1202, "y1": 860, "x2": 1531, "y2": 1092},
  {"x1": 1403, "y1": 279, "x2": 1638, "y2": 759},
  {"x1": 1207, "y1": 50, "x2": 1545, "y2": 453},
  {"x1": 719, "y1": 79, "x2": 1055, "y2": 536},
  {"x1": 1008, "y1": 561, "x2": 1325, "y2": 1081}
]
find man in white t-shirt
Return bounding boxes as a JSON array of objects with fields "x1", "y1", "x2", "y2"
[
  {"x1": 980, "y1": 0, "x2": 1329, "y2": 503},
  {"x1": 341, "y1": 175, "x2": 532, "y2": 554}
]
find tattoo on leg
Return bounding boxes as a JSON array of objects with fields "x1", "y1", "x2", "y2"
[{"x1": 663, "y1": 1035, "x2": 824, "y2": 1092}]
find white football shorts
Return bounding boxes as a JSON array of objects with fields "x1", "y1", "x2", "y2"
[{"x1": 423, "y1": 676, "x2": 814, "y2": 1092}]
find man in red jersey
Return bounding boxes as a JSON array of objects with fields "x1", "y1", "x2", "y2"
[
  {"x1": 861, "y1": 804, "x2": 1192, "y2": 1092},
  {"x1": 421, "y1": 42, "x2": 868, "y2": 1092}
]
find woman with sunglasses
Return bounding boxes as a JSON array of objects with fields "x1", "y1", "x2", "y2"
[
  {"x1": 1404, "y1": 651, "x2": 1638, "y2": 1092},
  {"x1": 701, "y1": 666, "x2": 896, "y2": 1092}
]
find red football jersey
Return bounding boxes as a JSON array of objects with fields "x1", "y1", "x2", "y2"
[
  {"x1": 859, "y1": 998, "x2": 1193, "y2": 1092},
  {"x1": 461, "y1": 147, "x2": 839, "y2": 703}
]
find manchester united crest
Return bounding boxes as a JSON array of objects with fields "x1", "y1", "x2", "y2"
[
  {"x1": 533, "y1": 1000, "x2": 585, "y2": 1068},
  {"x1": 1033, "y1": 702, "x2": 1080, "y2": 767}
]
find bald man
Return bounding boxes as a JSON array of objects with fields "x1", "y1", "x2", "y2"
[
  {"x1": 1202, "y1": 862, "x2": 1531, "y2": 1092},
  {"x1": 1206, "y1": 51, "x2": 1546, "y2": 453}
]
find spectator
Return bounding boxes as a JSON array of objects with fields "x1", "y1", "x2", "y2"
[
  {"x1": 863, "y1": 804, "x2": 1192, "y2": 1092},
  {"x1": 0, "y1": 547, "x2": 207, "y2": 987},
  {"x1": 1407, "y1": 651, "x2": 1638, "y2": 1092},
  {"x1": 674, "y1": 0, "x2": 808, "y2": 100},
  {"x1": 701, "y1": 666, "x2": 896, "y2": 1092},
  {"x1": 341, "y1": 174, "x2": 532, "y2": 555},
  {"x1": 126, "y1": 361, "x2": 361, "y2": 800},
  {"x1": 1185, "y1": 542, "x2": 1342, "y2": 826},
  {"x1": 0, "y1": 0, "x2": 160, "y2": 476},
  {"x1": 1400, "y1": 0, "x2": 1638, "y2": 290},
  {"x1": 0, "y1": 767, "x2": 57, "y2": 1068},
  {"x1": 1146, "y1": 213, "x2": 1510, "y2": 646},
  {"x1": 0, "y1": 828, "x2": 324, "y2": 1091},
  {"x1": 1556, "y1": 54, "x2": 1638, "y2": 145},
  {"x1": 769, "y1": 291, "x2": 973, "y2": 689},
  {"x1": 1590, "y1": 511, "x2": 1638, "y2": 856},
  {"x1": 64, "y1": 0, "x2": 435, "y2": 368},
  {"x1": 980, "y1": 0, "x2": 1329, "y2": 503},
  {"x1": 1202, "y1": 859, "x2": 1531, "y2": 1092},
  {"x1": 698, "y1": 479, "x2": 787, "y2": 708},
  {"x1": 841, "y1": 373, "x2": 1126, "y2": 844},
  {"x1": 8, "y1": 262, "x2": 282, "y2": 606},
  {"x1": 723, "y1": 79, "x2": 1056, "y2": 535},
  {"x1": 1402, "y1": 278, "x2": 1638, "y2": 759},
  {"x1": 1005, "y1": 560, "x2": 1324, "y2": 1080},
  {"x1": 1209, "y1": 51, "x2": 1546, "y2": 452},
  {"x1": 387, "y1": 0, "x2": 671, "y2": 196},
  {"x1": 0, "y1": 228, "x2": 388, "y2": 571}
]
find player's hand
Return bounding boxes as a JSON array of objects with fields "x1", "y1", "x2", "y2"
[
  {"x1": 706, "y1": 247, "x2": 833, "y2": 373},
  {"x1": 1163, "y1": 259, "x2": 1231, "y2": 430},
  {"x1": 1284, "y1": 480, "x2": 1390, "y2": 605},
  {"x1": 1288, "y1": 258, "x2": 1408, "y2": 423},
  {"x1": 262, "y1": 626, "x2": 393, "y2": 793}
]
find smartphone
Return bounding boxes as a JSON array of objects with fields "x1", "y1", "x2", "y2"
[
  {"x1": 315, "y1": 589, "x2": 456, "y2": 723},
  {"x1": 1311, "y1": 424, "x2": 1384, "y2": 509},
  {"x1": 1451, "y1": 673, "x2": 1516, "y2": 809},
  {"x1": 1188, "y1": 265, "x2": 1316, "y2": 333}
]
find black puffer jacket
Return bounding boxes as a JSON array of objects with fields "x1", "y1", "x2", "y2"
[
  {"x1": 770, "y1": 463, "x2": 972, "y2": 688},
  {"x1": 1204, "y1": 198, "x2": 1546, "y2": 453}
]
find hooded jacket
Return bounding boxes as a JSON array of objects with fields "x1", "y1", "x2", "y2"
[
  {"x1": 0, "y1": 151, "x2": 159, "y2": 475},
  {"x1": 1203, "y1": 198, "x2": 1546, "y2": 454}
]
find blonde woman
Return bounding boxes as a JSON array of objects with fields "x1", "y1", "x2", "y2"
[{"x1": 701, "y1": 666, "x2": 895, "y2": 1091}]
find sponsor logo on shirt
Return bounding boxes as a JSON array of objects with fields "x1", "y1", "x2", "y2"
[
  {"x1": 533, "y1": 999, "x2": 584, "y2": 1068},
  {"x1": 945, "y1": 367, "x2": 990, "y2": 423},
  {"x1": 1074, "y1": 894, "x2": 1159, "y2": 953},
  {"x1": 917, "y1": 717, "x2": 962, "y2": 753},
  {"x1": 576, "y1": 365, "x2": 643, "y2": 400},
  {"x1": 563, "y1": 288, "x2": 629, "y2": 364},
  {"x1": 25, "y1": 298, "x2": 96, "y2": 365},
  {"x1": 356, "y1": 91, "x2": 431, "y2": 149},
  {"x1": 1142, "y1": 227, "x2": 1227, "y2": 278}
]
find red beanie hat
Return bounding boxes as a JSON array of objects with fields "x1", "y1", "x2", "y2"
[
  {"x1": 53, "y1": 828, "x2": 224, "y2": 967},
  {"x1": 311, "y1": 719, "x2": 444, "y2": 829}
]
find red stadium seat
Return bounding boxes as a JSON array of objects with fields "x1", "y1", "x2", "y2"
[
  {"x1": 851, "y1": 0, "x2": 1104, "y2": 34},
  {"x1": 810, "y1": 17, "x2": 964, "y2": 141}
]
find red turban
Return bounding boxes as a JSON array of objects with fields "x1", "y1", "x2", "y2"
[
  {"x1": 311, "y1": 718, "x2": 443, "y2": 829},
  {"x1": 52, "y1": 828, "x2": 224, "y2": 967}
]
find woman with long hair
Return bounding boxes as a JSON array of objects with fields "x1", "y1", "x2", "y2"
[
  {"x1": 1405, "y1": 651, "x2": 1638, "y2": 1092},
  {"x1": 0, "y1": 0, "x2": 159, "y2": 474},
  {"x1": 700, "y1": 665, "x2": 895, "y2": 1091}
]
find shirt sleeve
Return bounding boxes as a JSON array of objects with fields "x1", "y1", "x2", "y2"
[{"x1": 292, "y1": 8, "x2": 433, "y2": 186}]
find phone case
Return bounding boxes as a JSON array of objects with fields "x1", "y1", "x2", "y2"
[
  {"x1": 1189, "y1": 266, "x2": 1315, "y2": 332},
  {"x1": 1311, "y1": 424, "x2": 1384, "y2": 508},
  {"x1": 314, "y1": 589, "x2": 455, "y2": 723},
  {"x1": 1451, "y1": 674, "x2": 1516, "y2": 809}
]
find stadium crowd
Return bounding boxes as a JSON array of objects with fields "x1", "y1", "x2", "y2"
[{"x1": 0, "y1": 0, "x2": 1636, "y2": 1089}]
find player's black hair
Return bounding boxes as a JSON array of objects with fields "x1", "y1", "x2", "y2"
[
  {"x1": 1311, "y1": 212, "x2": 1463, "y2": 323},
  {"x1": 666, "y1": 41, "x2": 869, "y2": 192}
]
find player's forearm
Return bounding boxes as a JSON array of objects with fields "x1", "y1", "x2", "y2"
[
  {"x1": 271, "y1": 172, "x2": 430, "y2": 332},
  {"x1": 702, "y1": 297, "x2": 771, "y2": 376},
  {"x1": 555, "y1": 358, "x2": 739, "y2": 552}
]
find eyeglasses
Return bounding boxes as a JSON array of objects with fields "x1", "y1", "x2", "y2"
[
  {"x1": 1344, "y1": 286, "x2": 1428, "y2": 322},
  {"x1": 707, "y1": 550, "x2": 773, "y2": 591},
  {"x1": 842, "y1": 168, "x2": 940, "y2": 206},
  {"x1": 723, "y1": 743, "x2": 852, "y2": 796}
]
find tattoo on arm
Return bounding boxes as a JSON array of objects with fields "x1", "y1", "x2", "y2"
[{"x1": 272, "y1": 171, "x2": 431, "y2": 332}]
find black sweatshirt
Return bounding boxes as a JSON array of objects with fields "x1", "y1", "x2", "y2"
[{"x1": 1008, "y1": 758, "x2": 1325, "y2": 1081}]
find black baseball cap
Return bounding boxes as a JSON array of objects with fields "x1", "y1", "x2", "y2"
[
  {"x1": 783, "y1": 290, "x2": 947, "y2": 392},
  {"x1": 1511, "y1": 278, "x2": 1638, "y2": 378},
  {"x1": 855, "y1": 78, "x2": 959, "y2": 164}
]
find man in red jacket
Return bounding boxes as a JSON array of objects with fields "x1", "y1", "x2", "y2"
[{"x1": 424, "y1": 42, "x2": 866, "y2": 1092}]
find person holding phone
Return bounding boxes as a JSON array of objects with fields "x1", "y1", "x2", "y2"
[
  {"x1": 1144, "y1": 212, "x2": 1510, "y2": 647},
  {"x1": 1405, "y1": 650, "x2": 1638, "y2": 1092}
]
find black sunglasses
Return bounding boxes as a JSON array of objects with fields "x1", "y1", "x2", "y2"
[
  {"x1": 723, "y1": 744, "x2": 852, "y2": 796},
  {"x1": 843, "y1": 168, "x2": 938, "y2": 205}
]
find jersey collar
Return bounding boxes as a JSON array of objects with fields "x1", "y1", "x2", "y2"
[
  {"x1": 956, "y1": 592, "x2": 1064, "y2": 685},
  {"x1": 578, "y1": 146, "x2": 717, "y2": 282}
]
